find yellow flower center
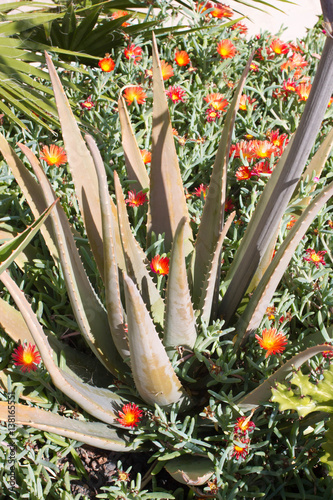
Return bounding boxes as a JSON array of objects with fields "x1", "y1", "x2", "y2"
[{"x1": 22, "y1": 351, "x2": 33, "y2": 365}]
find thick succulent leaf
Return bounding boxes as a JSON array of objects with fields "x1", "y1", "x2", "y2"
[
  {"x1": 0, "y1": 402, "x2": 133, "y2": 452},
  {"x1": 0, "y1": 202, "x2": 55, "y2": 274},
  {"x1": 199, "y1": 211, "x2": 236, "y2": 323},
  {"x1": 85, "y1": 134, "x2": 129, "y2": 360},
  {"x1": 114, "y1": 171, "x2": 164, "y2": 327},
  {"x1": 219, "y1": 36, "x2": 333, "y2": 324},
  {"x1": 236, "y1": 180, "x2": 333, "y2": 346},
  {"x1": 118, "y1": 95, "x2": 150, "y2": 191},
  {"x1": 18, "y1": 143, "x2": 128, "y2": 379},
  {"x1": 0, "y1": 271, "x2": 126, "y2": 426},
  {"x1": 164, "y1": 456, "x2": 214, "y2": 486},
  {"x1": 238, "y1": 345, "x2": 333, "y2": 411},
  {"x1": 45, "y1": 51, "x2": 104, "y2": 278},
  {"x1": 0, "y1": 133, "x2": 60, "y2": 261},
  {"x1": 146, "y1": 33, "x2": 193, "y2": 255},
  {"x1": 123, "y1": 273, "x2": 186, "y2": 408},
  {"x1": 192, "y1": 51, "x2": 254, "y2": 307},
  {"x1": 164, "y1": 218, "x2": 197, "y2": 354},
  {"x1": 0, "y1": 297, "x2": 34, "y2": 344}
]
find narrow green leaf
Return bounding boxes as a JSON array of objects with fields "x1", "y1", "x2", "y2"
[
  {"x1": 191, "y1": 50, "x2": 254, "y2": 307},
  {"x1": 147, "y1": 32, "x2": 193, "y2": 255},
  {"x1": 85, "y1": 134, "x2": 130, "y2": 361},
  {"x1": 114, "y1": 171, "x2": 165, "y2": 327},
  {"x1": 238, "y1": 345, "x2": 333, "y2": 411},
  {"x1": 45, "y1": 51, "x2": 105, "y2": 278},
  {"x1": 0, "y1": 402, "x2": 133, "y2": 451},
  {"x1": 164, "y1": 218, "x2": 197, "y2": 354},
  {"x1": 118, "y1": 95, "x2": 149, "y2": 191},
  {"x1": 123, "y1": 273, "x2": 186, "y2": 408}
]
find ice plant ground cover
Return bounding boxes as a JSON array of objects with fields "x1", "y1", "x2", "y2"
[{"x1": 0, "y1": 3, "x2": 332, "y2": 499}]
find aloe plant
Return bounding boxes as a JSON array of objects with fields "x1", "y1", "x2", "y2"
[{"x1": 0, "y1": 3, "x2": 333, "y2": 487}]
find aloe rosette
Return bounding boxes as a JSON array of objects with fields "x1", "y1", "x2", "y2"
[{"x1": 0, "y1": 18, "x2": 333, "y2": 485}]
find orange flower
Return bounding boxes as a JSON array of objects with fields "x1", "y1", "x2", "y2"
[
  {"x1": 12, "y1": 343, "x2": 41, "y2": 372},
  {"x1": 204, "y1": 93, "x2": 228, "y2": 111},
  {"x1": 281, "y1": 53, "x2": 308, "y2": 77},
  {"x1": 286, "y1": 216, "x2": 296, "y2": 229},
  {"x1": 211, "y1": 3, "x2": 233, "y2": 18},
  {"x1": 234, "y1": 417, "x2": 255, "y2": 435},
  {"x1": 150, "y1": 255, "x2": 170, "y2": 275},
  {"x1": 140, "y1": 149, "x2": 151, "y2": 164},
  {"x1": 251, "y1": 140, "x2": 277, "y2": 159},
  {"x1": 252, "y1": 160, "x2": 273, "y2": 175},
  {"x1": 296, "y1": 83, "x2": 312, "y2": 101},
  {"x1": 230, "y1": 21, "x2": 248, "y2": 34},
  {"x1": 80, "y1": 95, "x2": 94, "y2": 110},
  {"x1": 270, "y1": 38, "x2": 289, "y2": 55},
  {"x1": 117, "y1": 470, "x2": 130, "y2": 481},
  {"x1": 238, "y1": 94, "x2": 257, "y2": 111},
  {"x1": 125, "y1": 190, "x2": 147, "y2": 207},
  {"x1": 217, "y1": 39, "x2": 236, "y2": 59},
  {"x1": 267, "y1": 130, "x2": 289, "y2": 151},
  {"x1": 194, "y1": 184, "x2": 208, "y2": 198},
  {"x1": 266, "y1": 306, "x2": 276, "y2": 320},
  {"x1": 116, "y1": 403, "x2": 142, "y2": 428},
  {"x1": 123, "y1": 86, "x2": 147, "y2": 105},
  {"x1": 328, "y1": 96, "x2": 333, "y2": 107},
  {"x1": 235, "y1": 166, "x2": 253, "y2": 181},
  {"x1": 196, "y1": 1, "x2": 213, "y2": 14},
  {"x1": 40, "y1": 144, "x2": 67, "y2": 166},
  {"x1": 166, "y1": 85, "x2": 186, "y2": 103},
  {"x1": 255, "y1": 328, "x2": 287, "y2": 357},
  {"x1": 124, "y1": 44, "x2": 142, "y2": 64},
  {"x1": 230, "y1": 141, "x2": 255, "y2": 161},
  {"x1": 98, "y1": 55, "x2": 115, "y2": 72},
  {"x1": 231, "y1": 438, "x2": 250, "y2": 460},
  {"x1": 161, "y1": 60, "x2": 174, "y2": 80},
  {"x1": 175, "y1": 50, "x2": 190, "y2": 67},
  {"x1": 304, "y1": 249, "x2": 326, "y2": 268},
  {"x1": 111, "y1": 10, "x2": 130, "y2": 27}
]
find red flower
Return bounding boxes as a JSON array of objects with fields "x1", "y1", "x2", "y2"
[
  {"x1": 225, "y1": 198, "x2": 235, "y2": 211},
  {"x1": 204, "y1": 93, "x2": 228, "y2": 111},
  {"x1": 166, "y1": 86, "x2": 186, "y2": 103},
  {"x1": 238, "y1": 94, "x2": 257, "y2": 111},
  {"x1": 140, "y1": 149, "x2": 151, "y2": 164},
  {"x1": 270, "y1": 38, "x2": 289, "y2": 55},
  {"x1": 255, "y1": 328, "x2": 287, "y2": 357},
  {"x1": 304, "y1": 249, "x2": 326, "y2": 268},
  {"x1": 40, "y1": 144, "x2": 67, "y2": 166},
  {"x1": 234, "y1": 417, "x2": 255, "y2": 435},
  {"x1": 328, "y1": 96, "x2": 333, "y2": 107},
  {"x1": 116, "y1": 403, "x2": 142, "y2": 428},
  {"x1": 250, "y1": 62, "x2": 259, "y2": 72},
  {"x1": 123, "y1": 86, "x2": 147, "y2": 105},
  {"x1": 295, "y1": 83, "x2": 312, "y2": 101},
  {"x1": 267, "y1": 130, "x2": 289, "y2": 152},
  {"x1": 217, "y1": 39, "x2": 236, "y2": 59},
  {"x1": 231, "y1": 437, "x2": 250, "y2": 460},
  {"x1": 194, "y1": 184, "x2": 208, "y2": 198},
  {"x1": 124, "y1": 44, "x2": 142, "y2": 64},
  {"x1": 211, "y1": 3, "x2": 233, "y2": 18},
  {"x1": 196, "y1": 1, "x2": 213, "y2": 14},
  {"x1": 206, "y1": 107, "x2": 221, "y2": 122},
  {"x1": 230, "y1": 141, "x2": 255, "y2": 161},
  {"x1": 230, "y1": 21, "x2": 248, "y2": 34},
  {"x1": 252, "y1": 160, "x2": 273, "y2": 176},
  {"x1": 235, "y1": 166, "x2": 253, "y2": 181},
  {"x1": 175, "y1": 50, "x2": 190, "y2": 67},
  {"x1": 98, "y1": 55, "x2": 115, "y2": 72},
  {"x1": 161, "y1": 60, "x2": 174, "y2": 81},
  {"x1": 80, "y1": 95, "x2": 95, "y2": 110},
  {"x1": 150, "y1": 255, "x2": 170, "y2": 275},
  {"x1": 12, "y1": 343, "x2": 41, "y2": 372},
  {"x1": 125, "y1": 190, "x2": 147, "y2": 207},
  {"x1": 251, "y1": 140, "x2": 277, "y2": 160}
]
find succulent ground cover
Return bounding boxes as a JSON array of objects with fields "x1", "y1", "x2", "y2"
[{"x1": 0, "y1": 2, "x2": 332, "y2": 499}]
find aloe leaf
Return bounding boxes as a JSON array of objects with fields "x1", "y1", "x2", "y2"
[
  {"x1": 164, "y1": 456, "x2": 214, "y2": 486},
  {"x1": 146, "y1": 32, "x2": 193, "y2": 255},
  {"x1": 236, "y1": 180, "x2": 333, "y2": 347},
  {"x1": 45, "y1": 51, "x2": 104, "y2": 278},
  {"x1": 0, "y1": 201, "x2": 55, "y2": 274},
  {"x1": 123, "y1": 272, "x2": 186, "y2": 408},
  {"x1": 192, "y1": 51, "x2": 255, "y2": 307},
  {"x1": 85, "y1": 134, "x2": 130, "y2": 360},
  {"x1": 238, "y1": 345, "x2": 333, "y2": 411},
  {"x1": 219, "y1": 35, "x2": 333, "y2": 323},
  {"x1": 0, "y1": 402, "x2": 133, "y2": 451},
  {"x1": 0, "y1": 297, "x2": 34, "y2": 344},
  {"x1": 164, "y1": 218, "x2": 197, "y2": 354},
  {"x1": 114, "y1": 171, "x2": 164, "y2": 327},
  {"x1": 199, "y1": 211, "x2": 236, "y2": 323},
  {"x1": 0, "y1": 133, "x2": 60, "y2": 261},
  {"x1": 17, "y1": 142, "x2": 127, "y2": 379},
  {"x1": 0, "y1": 271, "x2": 126, "y2": 426},
  {"x1": 118, "y1": 95, "x2": 150, "y2": 191}
]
